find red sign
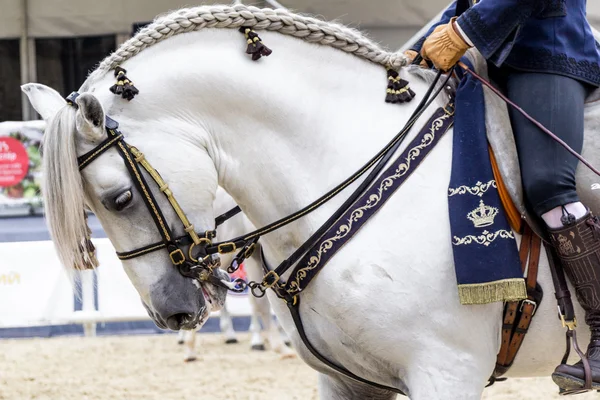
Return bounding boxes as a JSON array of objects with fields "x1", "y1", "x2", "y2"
[{"x1": 0, "y1": 138, "x2": 29, "y2": 188}]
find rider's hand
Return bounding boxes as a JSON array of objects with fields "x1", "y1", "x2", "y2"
[
  {"x1": 421, "y1": 17, "x2": 470, "y2": 71},
  {"x1": 404, "y1": 50, "x2": 429, "y2": 68}
]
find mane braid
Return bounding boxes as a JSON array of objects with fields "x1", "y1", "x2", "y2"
[{"x1": 94, "y1": 4, "x2": 408, "y2": 74}]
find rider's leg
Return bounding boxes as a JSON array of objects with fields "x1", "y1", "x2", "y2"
[{"x1": 504, "y1": 70, "x2": 600, "y2": 389}]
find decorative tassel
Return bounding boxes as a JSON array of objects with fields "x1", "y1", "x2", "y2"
[
  {"x1": 385, "y1": 68, "x2": 416, "y2": 104},
  {"x1": 109, "y1": 66, "x2": 139, "y2": 101},
  {"x1": 239, "y1": 27, "x2": 272, "y2": 61}
]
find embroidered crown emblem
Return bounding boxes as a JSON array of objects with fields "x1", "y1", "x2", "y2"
[{"x1": 467, "y1": 200, "x2": 499, "y2": 228}]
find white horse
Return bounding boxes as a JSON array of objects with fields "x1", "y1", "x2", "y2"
[
  {"x1": 177, "y1": 188, "x2": 293, "y2": 361},
  {"x1": 23, "y1": 5, "x2": 600, "y2": 399}
]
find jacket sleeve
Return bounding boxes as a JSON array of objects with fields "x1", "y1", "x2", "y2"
[
  {"x1": 410, "y1": 1, "x2": 457, "y2": 53},
  {"x1": 457, "y1": 0, "x2": 545, "y2": 65}
]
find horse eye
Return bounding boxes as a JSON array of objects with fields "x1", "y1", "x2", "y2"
[{"x1": 114, "y1": 190, "x2": 133, "y2": 211}]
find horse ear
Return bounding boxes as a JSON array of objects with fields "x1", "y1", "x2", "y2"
[
  {"x1": 21, "y1": 83, "x2": 66, "y2": 122},
  {"x1": 75, "y1": 93, "x2": 106, "y2": 141}
]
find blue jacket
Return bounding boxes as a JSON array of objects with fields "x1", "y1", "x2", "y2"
[{"x1": 411, "y1": 0, "x2": 600, "y2": 86}]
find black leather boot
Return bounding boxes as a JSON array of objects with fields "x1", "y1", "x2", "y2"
[{"x1": 549, "y1": 211, "x2": 600, "y2": 391}]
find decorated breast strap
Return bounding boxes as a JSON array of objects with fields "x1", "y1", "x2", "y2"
[{"x1": 268, "y1": 102, "x2": 455, "y2": 301}]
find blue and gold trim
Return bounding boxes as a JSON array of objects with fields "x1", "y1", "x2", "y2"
[
  {"x1": 283, "y1": 104, "x2": 455, "y2": 296},
  {"x1": 448, "y1": 58, "x2": 526, "y2": 305}
]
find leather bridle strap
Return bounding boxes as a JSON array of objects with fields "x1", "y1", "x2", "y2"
[
  {"x1": 113, "y1": 138, "x2": 184, "y2": 263},
  {"x1": 117, "y1": 206, "x2": 244, "y2": 261},
  {"x1": 127, "y1": 144, "x2": 212, "y2": 249},
  {"x1": 68, "y1": 91, "x2": 215, "y2": 268},
  {"x1": 205, "y1": 70, "x2": 453, "y2": 257},
  {"x1": 215, "y1": 206, "x2": 242, "y2": 227},
  {"x1": 77, "y1": 132, "x2": 124, "y2": 170},
  {"x1": 259, "y1": 71, "x2": 453, "y2": 296}
]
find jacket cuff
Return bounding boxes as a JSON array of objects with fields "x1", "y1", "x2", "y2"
[
  {"x1": 457, "y1": 7, "x2": 522, "y2": 61},
  {"x1": 454, "y1": 20, "x2": 474, "y2": 47}
]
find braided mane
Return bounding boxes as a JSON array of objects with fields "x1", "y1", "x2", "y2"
[{"x1": 92, "y1": 4, "x2": 407, "y2": 77}]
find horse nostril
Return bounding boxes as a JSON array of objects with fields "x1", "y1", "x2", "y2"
[{"x1": 166, "y1": 313, "x2": 194, "y2": 331}]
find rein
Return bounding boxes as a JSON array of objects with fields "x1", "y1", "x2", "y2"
[
  {"x1": 457, "y1": 61, "x2": 600, "y2": 178},
  {"x1": 67, "y1": 67, "x2": 451, "y2": 396}
]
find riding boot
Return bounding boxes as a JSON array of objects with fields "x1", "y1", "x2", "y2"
[{"x1": 548, "y1": 210, "x2": 600, "y2": 391}]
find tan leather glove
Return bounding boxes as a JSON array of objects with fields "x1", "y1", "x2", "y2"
[
  {"x1": 421, "y1": 17, "x2": 470, "y2": 71},
  {"x1": 403, "y1": 49, "x2": 429, "y2": 68}
]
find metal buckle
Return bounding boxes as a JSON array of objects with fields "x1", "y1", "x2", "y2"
[
  {"x1": 188, "y1": 238, "x2": 213, "y2": 263},
  {"x1": 217, "y1": 242, "x2": 237, "y2": 254},
  {"x1": 558, "y1": 306, "x2": 578, "y2": 331},
  {"x1": 169, "y1": 249, "x2": 186, "y2": 265},
  {"x1": 444, "y1": 102, "x2": 455, "y2": 116},
  {"x1": 261, "y1": 270, "x2": 280, "y2": 289},
  {"x1": 244, "y1": 243, "x2": 256, "y2": 259},
  {"x1": 519, "y1": 299, "x2": 537, "y2": 316}
]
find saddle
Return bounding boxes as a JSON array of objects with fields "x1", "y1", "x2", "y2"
[{"x1": 463, "y1": 48, "x2": 600, "y2": 386}]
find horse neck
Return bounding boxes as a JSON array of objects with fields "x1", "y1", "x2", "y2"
[
  {"x1": 92, "y1": 29, "x2": 439, "y2": 259},
  {"x1": 202, "y1": 31, "x2": 436, "y2": 257}
]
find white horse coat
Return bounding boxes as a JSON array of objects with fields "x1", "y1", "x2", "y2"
[{"x1": 22, "y1": 5, "x2": 600, "y2": 399}]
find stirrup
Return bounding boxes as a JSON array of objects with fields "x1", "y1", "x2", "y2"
[{"x1": 552, "y1": 328, "x2": 596, "y2": 395}]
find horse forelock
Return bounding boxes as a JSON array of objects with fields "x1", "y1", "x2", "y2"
[{"x1": 42, "y1": 107, "x2": 92, "y2": 271}]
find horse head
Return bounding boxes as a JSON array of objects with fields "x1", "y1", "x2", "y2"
[{"x1": 22, "y1": 82, "x2": 227, "y2": 331}]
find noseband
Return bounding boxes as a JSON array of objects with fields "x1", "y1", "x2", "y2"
[{"x1": 68, "y1": 92, "x2": 241, "y2": 291}]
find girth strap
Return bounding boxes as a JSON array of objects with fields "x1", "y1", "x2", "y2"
[{"x1": 494, "y1": 225, "x2": 543, "y2": 377}]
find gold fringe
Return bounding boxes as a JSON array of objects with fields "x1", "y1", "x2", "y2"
[{"x1": 458, "y1": 278, "x2": 527, "y2": 305}]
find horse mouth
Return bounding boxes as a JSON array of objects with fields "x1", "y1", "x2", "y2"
[{"x1": 197, "y1": 269, "x2": 228, "y2": 312}]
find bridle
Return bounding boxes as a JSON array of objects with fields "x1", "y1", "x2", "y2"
[
  {"x1": 66, "y1": 67, "x2": 453, "y2": 397},
  {"x1": 68, "y1": 92, "x2": 239, "y2": 291},
  {"x1": 67, "y1": 66, "x2": 453, "y2": 291}
]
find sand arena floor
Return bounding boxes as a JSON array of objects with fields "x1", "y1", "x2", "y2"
[{"x1": 0, "y1": 333, "x2": 597, "y2": 400}]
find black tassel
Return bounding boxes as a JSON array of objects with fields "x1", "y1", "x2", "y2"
[
  {"x1": 109, "y1": 66, "x2": 139, "y2": 101},
  {"x1": 385, "y1": 68, "x2": 416, "y2": 104},
  {"x1": 239, "y1": 27, "x2": 272, "y2": 61}
]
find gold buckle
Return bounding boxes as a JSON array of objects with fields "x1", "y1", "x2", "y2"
[
  {"x1": 169, "y1": 249, "x2": 185, "y2": 265},
  {"x1": 188, "y1": 238, "x2": 213, "y2": 262},
  {"x1": 194, "y1": 237, "x2": 212, "y2": 247},
  {"x1": 261, "y1": 270, "x2": 280, "y2": 289},
  {"x1": 559, "y1": 306, "x2": 577, "y2": 330},
  {"x1": 444, "y1": 102, "x2": 455, "y2": 116},
  {"x1": 217, "y1": 242, "x2": 237, "y2": 254},
  {"x1": 244, "y1": 243, "x2": 256, "y2": 259}
]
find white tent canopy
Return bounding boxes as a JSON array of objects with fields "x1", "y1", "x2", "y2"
[
  {"x1": 1, "y1": 0, "x2": 599, "y2": 47},
  {"x1": 1, "y1": 0, "x2": 450, "y2": 39}
]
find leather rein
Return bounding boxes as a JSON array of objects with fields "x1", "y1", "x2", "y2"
[{"x1": 66, "y1": 70, "x2": 452, "y2": 396}]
